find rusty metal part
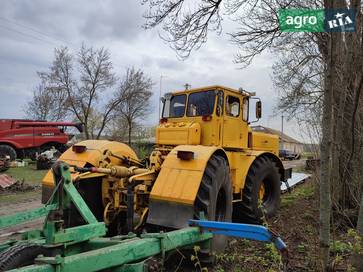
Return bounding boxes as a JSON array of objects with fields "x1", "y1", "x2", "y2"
[
  {"x1": 149, "y1": 150, "x2": 163, "y2": 171},
  {"x1": 0, "y1": 174, "x2": 16, "y2": 189}
]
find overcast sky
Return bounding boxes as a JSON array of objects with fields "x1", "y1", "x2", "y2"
[{"x1": 0, "y1": 0, "x2": 308, "y2": 142}]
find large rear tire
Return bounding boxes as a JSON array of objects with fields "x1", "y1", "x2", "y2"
[
  {"x1": 0, "y1": 145, "x2": 17, "y2": 161},
  {"x1": 233, "y1": 156, "x2": 281, "y2": 224},
  {"x1": 194, "y1": 155, "x2": 232, "y2": 262},
  {"x1": 0, "y1": 243, "x2": 44, "y2": 271}
]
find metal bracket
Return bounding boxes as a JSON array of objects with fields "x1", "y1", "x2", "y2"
[
  {"x1": 141, "y1": 231, "x2": 167, "y2": 264},
  {"x1": 43, "y1": 162, "x2": 107, "y2": 245}
]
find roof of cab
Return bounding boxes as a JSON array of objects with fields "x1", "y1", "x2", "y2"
[{"x1": 170, "y1": 85, "x2": 255, "y2": 96}]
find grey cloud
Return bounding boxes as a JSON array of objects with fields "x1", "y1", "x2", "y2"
[
  {"x1": 0, "y1": 0, "x2": 304, "y2": 141},
  {"x1": 80, "y1": 1, "x2": 143, "y2": 41},
  {"x1": 1, "y1": 0, "x2": 143, "y2": 44},
  {"x1": 157, "y1": 57, "x2": 184, "y2": 70}
]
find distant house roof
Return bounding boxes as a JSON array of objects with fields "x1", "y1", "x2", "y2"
[{"x1": 251, "y1": 125, "x2": 302, "y2": 144}]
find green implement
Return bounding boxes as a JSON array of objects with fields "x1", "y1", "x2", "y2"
[
  {"x1": 0, "y1": 204, "x2": 56, "y2": 229},
  {"x1": 0, "y1": 161, "x2": 287, "y2": 272},
  {"x1": 11, "y1": 227, "x2": 211, "y2": 272}
]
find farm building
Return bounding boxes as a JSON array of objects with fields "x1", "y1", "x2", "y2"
[{"x1": 251, "y1": 125, "x2": 304, "y2": 154}]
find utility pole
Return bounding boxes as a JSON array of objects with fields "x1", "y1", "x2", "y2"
[
  {"x1": 280, "y1": 114, "x2": 284, "y2": 149},
  {"x1": 158, "y1": 75, "x2": 163, "y2": 119}
]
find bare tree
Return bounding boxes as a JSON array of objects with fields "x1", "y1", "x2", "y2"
[
  {"x1": 107, "y1": 117, "x2": 129, "y2": 141},
  {"x1": 24, "y1": 79, "x2": 69, "y2": 121},
  {"x1": 271, "y1": 0, "x2": 363, "y2": 238},
  {"x1": 355, "y1": 194, "x2": 363, "y2": 270},
  {"x1": 38, "y1": 45, "x2": 123, "y2": 139},
  {"x1": 143, "y1": 0, "x2": 323, "y2": 64},
  {"x1": 319, "y1": 28, "x2": 336, "y2": 270},
  {"x1": 274, "y1": 1, "x2": 363, "y2": 268},
  {"x1": 114, "y1": 68, "x2": 153, "y2": 145}
]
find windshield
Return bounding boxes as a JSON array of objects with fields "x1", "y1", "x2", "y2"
[
  {"x1": 187, "y1": 90, "x2": 216, "y2": 116},
  {"x1": 162, "y1": 94, "x2": 186, "y2": 118}
]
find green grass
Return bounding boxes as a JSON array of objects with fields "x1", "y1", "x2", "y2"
[
  {"x1": 301, "y1": 152, "x2": 319, "y2": 159},
  {"x1": 0, "y1": 165, "x2": 46, "y2": 205},
  {"x1": 281, "y1": 184, "x2": 315, "y2": 208},
  {"x1": 5, "y1": 165, "x2": 48, "y2": 185}
]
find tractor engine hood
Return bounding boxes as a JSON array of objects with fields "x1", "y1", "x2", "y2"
[{"x1": 156, "y1": 121, "x2": 201, "y2": 146}]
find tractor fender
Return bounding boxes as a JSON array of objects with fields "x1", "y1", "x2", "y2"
[
  {"x1": 250, "y1": 151, "x2": 286, "y2": 181},
  {"x1": 231, "y1": 150, "x2": 286, "y2": 195},
  {"x1": 147, "y1": 145, "x2": 227, "y2": 228},
  {"x1": 259, "y1": 151, "x2": 291, "y2": 182}
]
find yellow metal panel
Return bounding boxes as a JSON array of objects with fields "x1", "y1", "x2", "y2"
[
  {"x1": 251, "y1": 132, "x2": 279, "y2": 154},
  {"x1": 150, "y1": 145, "x2": 224, "y2": 205},
  {"x1": 156, "y1": 116, "x2": 221, "y2": 146},
  {"x1": 151, "y1": 168, "x2": 203, "y2": 205},
  {"x1": 42, "y1": 160, "x2": 88, "y2": 187},
  {"x1": 156, "y1": 122, "x2": 201, "y2": 145},
  {"x1": 227, "y1": 150, "x2": 264, "y2": 194},
  {"x1": 42, "y1": 140, "x2": 138, "y2": 187}
]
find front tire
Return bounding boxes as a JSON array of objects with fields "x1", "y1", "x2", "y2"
[
  {"x1": 0, "y1": 145, "x2": 17, "y2": 161},
  {"x1": 194, "y1": 155, "x2": 232, "y2": 261},
  {"x1": 233, "y1": 156, "x2": 281, "y2": 224}
]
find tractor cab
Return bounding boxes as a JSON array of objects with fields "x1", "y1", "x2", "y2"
[{"x1": 157, "y1": 85, "x2": 267, "y2": 150}]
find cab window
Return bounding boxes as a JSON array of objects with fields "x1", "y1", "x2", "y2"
[
  {"x1": 242, "y1": 97, "x2": 249, "y2": 121},
  {"x1": 216, "y1": 91, "x2": 224, "y2": 116},
  {"x1": 226, "y1": 96, "x2": 240, "y2": 117},
  {"x1": 187, "y1": 90, "x2": 216, "y2": 116},
  {"x1": 162, "y1": 94, "x2": 186, "y2": 118}
]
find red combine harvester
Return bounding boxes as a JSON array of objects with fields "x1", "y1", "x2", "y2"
[{"x1": 0, "y1": 119, "x2": 83, "y2": 160}]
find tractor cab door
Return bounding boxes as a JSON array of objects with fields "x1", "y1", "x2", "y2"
[{"x1": 222, "y1": 94, "x2": 248, "y2": 149}]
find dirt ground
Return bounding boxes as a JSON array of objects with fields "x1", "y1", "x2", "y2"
[
  {"x1": 211, "y1": 179, "x2": 355, "y2": 272},
  {"x1": 0, "y1": 190, "x2": 43, "y2": 242},
  {"x1": 211, "y1": 181, "x2": 320, "y2": 272}
]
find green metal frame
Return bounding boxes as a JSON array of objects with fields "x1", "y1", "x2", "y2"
[
  {"x1": 0, "y1": 162, "x2": 286, "y2": 272},
  {"x1": 0, "y1": 162, "x2": 212, "y2": 272},
  {"x1": 12, "y1": 227, "x2": 211, "y2": 272},
  {"x1": 0, "y1": 163, "x2": 106, "y2": 249},
  {"x1": 43, "y1": 163, "x2": 106, "y2": 245},
  {"x1": 0, "y1": 204, "x2": 56, "y2": 229}
]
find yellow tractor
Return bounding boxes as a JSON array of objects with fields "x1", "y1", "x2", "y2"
[{"x1": 41, "y1": 85, "x2": 290, "y2": 255}]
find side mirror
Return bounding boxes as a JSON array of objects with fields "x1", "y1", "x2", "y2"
[
  {"x1": 160, "y1": 97, "x2": 166, "y2": 103},
  {"x1": 256, "y1": 101, "x2": 262, "y2": 119}
]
